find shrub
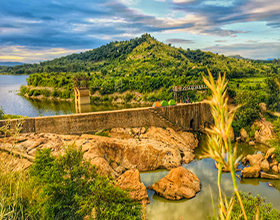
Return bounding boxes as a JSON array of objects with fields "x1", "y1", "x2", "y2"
[
  {"x1": 19, "y1": 85, "x2": 29, "y2": 96},
  {"x1": 231, "y1": 192, "x2": 280, "y2": 220},
  {"x1": 125, "y1": 93, "x2": 133, "y2": 102},
  {"x1": 90, "y1": 96, "x2": 101, "y2": 103},
  {"x1": 30, "y1": 145, "x2": 142, "y2": 220},
  {"x1": 0, "y1": 106, "x2": 4, "y2": 119},
  {"x1": 33, "y1": 90, "x2": 41, "y2": 96}
]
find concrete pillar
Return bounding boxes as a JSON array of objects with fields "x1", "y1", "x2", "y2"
[{"x1": 74, "y1": 87, "x2": 90, "y2": 106}]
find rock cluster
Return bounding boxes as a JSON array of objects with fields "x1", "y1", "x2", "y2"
[
  {"x1": 241, "y1": 148, "x2": 279, "y2": 180},
  {"x1": 0, "y1": 126, "x2": 200, "y2": 203}
]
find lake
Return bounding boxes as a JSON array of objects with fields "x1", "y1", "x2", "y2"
[{"x1": 0, "y1": 75, "x2": 148, "y2": 117}]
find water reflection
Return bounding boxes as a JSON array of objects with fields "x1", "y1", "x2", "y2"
[
  {"x1": 0, "y1": 75, "x2": 150, "y2": 117},
  {"x1": 140, "y1": 135, "x2": 280, "y2": 220}
]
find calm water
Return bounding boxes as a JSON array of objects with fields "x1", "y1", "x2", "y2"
[
  {"x1": 0, "y1": 75, "x2": 148, "y2": 117},
  {"x1": 141, "y1": 135, "x2": 280, "y2": 220}
]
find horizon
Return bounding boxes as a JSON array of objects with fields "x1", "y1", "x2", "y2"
[{"x1": 1, "y1": 0, "x2": 280, "y2": 63}]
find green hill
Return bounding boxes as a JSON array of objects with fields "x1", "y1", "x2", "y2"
[
  {"x1": 1, "y1": 33, "x2": 278, "y2": 78},
  {"x1": 4, "y1": 34, "x2": 279, "y2": 102}
]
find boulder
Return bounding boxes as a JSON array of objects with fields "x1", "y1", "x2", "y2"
[
  {"x1": 90, "y1": 157, "x2": 117, "y2": 179},
  {"x1": 265, "y1": 148, "x2": 275, "y2": 160},
  {"x1": 260, "y1": 159, "x2": 270, "y2": 172},
  {"x1": 249, "y1": 141, "x2": 255, "y2": 146},
  {"x1": 246, "y1": 154, "x2": 264, "y2": 166},
  {"x1": 150, "y1": 167, "x2": 200, "y2": 200},
  {"x1": 272, "y1": 165, "x2": 278, "y2": 173},
  {"x1": 241, "y1": 165, "x2": 261, "y2": 178},
  {"x1": 270, "y1": 159, "x2": 278, "y2": 167},
  {"x1": 260, "y1": 172, "x2": 279, "y2": 180},
  {"x1": 240, "y1": 128, "x2": 249, "y2": 142},
  {"x1": 254, "y1": 115, "x2": 274, "y2": 145},
  {"x1": 115, "y1": 169, "x2": 149, "y2": 204}
]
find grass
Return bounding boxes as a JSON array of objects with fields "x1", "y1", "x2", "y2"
[{"x1": 228, "y1": 76, "x2": 266, "y2": 93}]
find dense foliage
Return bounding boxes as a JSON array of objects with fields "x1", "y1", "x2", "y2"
[
  {"x1": 232, "y1": 90, "x2": 262, "y2": 135},
  {"x1": 30, "y1": 145, "x2": 142, "y2": 220},
  {"x1": 230, "y1": 192, "x2": 280, "y2": 220},
  {"x1": 0, "y1": 144, "x2": 142, "y2": 220}
]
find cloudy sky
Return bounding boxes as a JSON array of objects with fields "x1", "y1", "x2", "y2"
[{"x1": 0, "y1": 0, "x2": 279, "y2": 63}]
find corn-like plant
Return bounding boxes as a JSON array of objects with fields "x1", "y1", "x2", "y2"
[{"x1": 202, "y1": 71, "x2": 248, "y2": 220}]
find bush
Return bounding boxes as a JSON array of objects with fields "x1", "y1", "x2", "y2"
[
  {"x1": 0, "y1": 106, "x2": 4, "y2": 119},
  {"x1": 33, "y1": 90, "x2": 41, "y2": 96},
  {"x1": 30, "y1": 145, "x2": 142, "y2": 220},
  {"x1": 125, "y1": 93, "x2": 133, "y2": 102},
  {"x1": 209, "y1": 192, "x2": 280, "y2": 220},
  {"x1": 146, "y1": 93, "x2": 157, "y2": 102},
  {"x1": 19, "y1": 85, "x2": 29, "y2": 96},
  {"x1": 90, "y1": 96, "x2": 101, "y2": 103},
  {"x1": 232, "y1": 91, "x2": 261, "y2": 135}
]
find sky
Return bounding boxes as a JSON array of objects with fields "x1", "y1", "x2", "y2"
[{"x1": 0, "y1": 0, "x2": 279, "y2": 63}]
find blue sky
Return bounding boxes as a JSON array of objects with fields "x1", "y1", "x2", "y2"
[{"x1": 0, "y1": 0, "x2": 279, "y2": 63}]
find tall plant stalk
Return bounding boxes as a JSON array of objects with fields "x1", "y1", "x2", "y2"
[{"x1": 203, "y1": 71, "x2": 247, "y2": 220}]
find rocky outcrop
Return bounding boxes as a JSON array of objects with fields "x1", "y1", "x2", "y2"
[
  {"x1": 241, "y1": 165, "x2": 261, "y2": 178},
  {"x1": 115, "y1": 169, "x2": 149, "y2": 204},
  {"x1": 244, "y1": 154, "x2": 264, "y2": 167},
  {"x1": 0, "y1": 127, "x2": 199, "y2": 177},
  {"x1": 260, "y1": 159, "x2": 270, "y2": 172},
  {"x1": 265, "y1": 148, "x2": 275, "y2": 159},
  {"x1": 241, "y1": 148, "x2": 280, "y2": 178},
  {"x1": 240, "y1": 128, "x2": 249, "y2": 142},
  {"x1": 260, "y1": 172, "x2": 279, "y2": 180},
  {"x1": 150, "y1": 167, "x2": 201, "y2": 200},
  {"x1": 254, "y1": 115, "x2": 274, "y2": 145}
]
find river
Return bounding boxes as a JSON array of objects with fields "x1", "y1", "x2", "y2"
[
  {"x1": 141, "y1": 135, "x2": 280, "y2": 219},
  {"x1": 1, "y1": 75, "x2": 280, "y2": 219}
]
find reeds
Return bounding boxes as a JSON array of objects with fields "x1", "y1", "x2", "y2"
[{"x1": 202, "y1": 70, "x2": 247, "y2": 220}]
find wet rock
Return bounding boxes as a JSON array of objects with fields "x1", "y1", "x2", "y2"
[
  {"x1": 241, "y1": 165, "x2": 261, "y2": 178},
  {"x1": 249, "y1": 141, "x2": 255, "y2": 146},
  {"x1": 150, "y1": 167, "x2": 201, "y2": 200},
  {"x1": 270, "y1": 159, "x2": 278, "y2": 167},
  {"x1": 265, "y1": 148, "x2": 275, "y2": 160},
  {"x1": 260, "y1": 172, "x2": 279, "y2": 179},
  {"x1": 115, "y1": 169, "x2": 149, "y2": 204},
  {"x1": 272, "y1": 165, "x2": 278, "y2": 173},
  {"x1": 260, "y1": 159, "x2": 270, "y2": 172},
  {"x1": 246, "y1": 154, "x2": 264, "y2": 166},
  {"x1": 240, "y1": 128, "x2": 249, "y2": 142}
]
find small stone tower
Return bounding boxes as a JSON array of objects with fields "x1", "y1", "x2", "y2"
[{"x1": 73, "y1": 76, "x2": 90, "y2": 106}]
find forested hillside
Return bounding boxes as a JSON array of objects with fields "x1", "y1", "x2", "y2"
[
  {"x1": 3, "y1": 34, "x2": 279, "y2": 103},
  {"x1": 1, "y1": 34, "x2": 279, "y2": 77}
]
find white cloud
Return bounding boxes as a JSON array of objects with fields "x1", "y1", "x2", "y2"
[{"x1": 173, "y1": 0, "x2": 195, "y2": 3}]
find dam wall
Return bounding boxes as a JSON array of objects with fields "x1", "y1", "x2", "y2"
[{"x1": 0, "y1": 102, "x2": 213, "y2": 135}]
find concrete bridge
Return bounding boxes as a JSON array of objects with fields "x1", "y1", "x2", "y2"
[{"x1": 0, "y1": 102, "x2": 213, "y2": 135}]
